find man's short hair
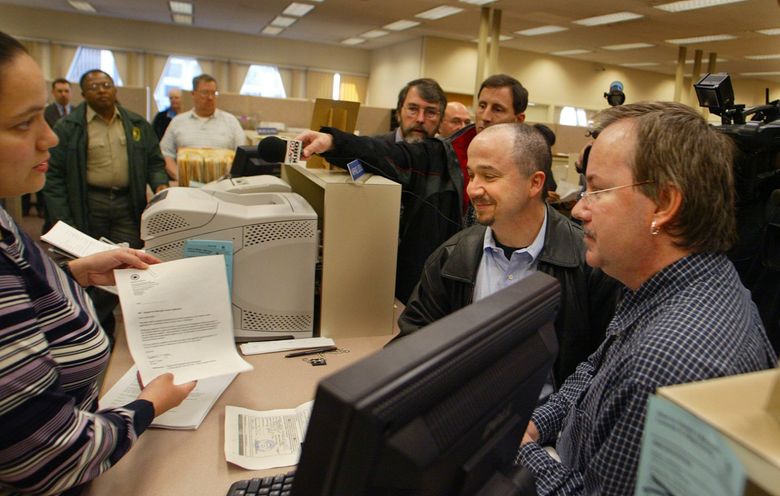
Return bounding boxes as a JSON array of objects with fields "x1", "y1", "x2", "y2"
[
  {"x1": 478, "y1": 74, "x2": 529, "y2": 115},
  {"x1": 79, "y1": 69, "x2": 112, "y2": 90},
  {"x1": 482, "y1": 123, "x2": 552, "y2": 199},
  {"x1": 52, "y1": 77, "x2": 69, "y2": 88},
  {"x1": 593, "y1": 101, "x2": 737, "y2": 253},
  {"x1": 396, "y1": 78, "x2": 447, "y2": 117},
  {"x1": 192, "y1": 73, "x2": 217, "y2": 90}
]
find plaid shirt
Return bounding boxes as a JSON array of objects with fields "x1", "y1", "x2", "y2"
[{"x1": 518, "y1": 252, "x2": 777, "y2": 495}]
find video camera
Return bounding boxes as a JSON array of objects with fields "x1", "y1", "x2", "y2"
[{"x1": 695, "y1": 73, "x2": 780, "y2": 353}]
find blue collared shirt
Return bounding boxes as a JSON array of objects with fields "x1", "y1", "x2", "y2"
[
  {"x1": 55, "y1": 102, "x2": 71, "y2": 117},
  {"x1": 518, "y1": 252, "x2": 777, "y2": 495},
  {"x1": 473, "y1": 208, "x2": 548, "y2": 302}
]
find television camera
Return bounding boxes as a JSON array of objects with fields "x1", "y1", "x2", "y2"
[{"x1": 694, "y1": 73, "x2": 780, "y2": 353}]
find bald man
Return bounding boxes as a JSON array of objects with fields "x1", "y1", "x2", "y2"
[
  {"x1": 151, "y1": 87, "x2": 182, "y2": 140},
  {"x1": 438, "y1": 101, "x2": 472, "y2": 138}
]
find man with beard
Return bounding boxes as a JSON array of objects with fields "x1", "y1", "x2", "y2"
[{"x1": 377, "y1": 78, "x2": 446, "y2": 144}]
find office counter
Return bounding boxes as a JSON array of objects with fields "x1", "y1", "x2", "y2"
[{"x1": 84, "y1": 333, "x2": 391, "y2": 495}]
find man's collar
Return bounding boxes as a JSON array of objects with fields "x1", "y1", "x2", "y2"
[
  {"x1": 86, "y1": 104, "x2": 118, "y2": 123},
  {"x1": 189, "y1": 109, "x2": 217, "y2": 120},
  {"x1": 482, "y1": 208, "x2": 547, "y2": 262}
]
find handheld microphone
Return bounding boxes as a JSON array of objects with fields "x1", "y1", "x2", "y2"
[{"x1": 257, "y1": 136, "x2": 303, "y2": 164}]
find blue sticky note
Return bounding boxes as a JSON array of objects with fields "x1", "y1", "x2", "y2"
[
  {"x1": 183, "y1": 239, "x2": 234, "y2": 291},
  {"x1": 346, "y1": 159, "x2": 365, "y2": 181}
]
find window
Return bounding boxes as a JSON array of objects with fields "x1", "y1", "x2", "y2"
[
  {"x1": 154, "y1": 56, "x2": 203, "y2": 111},
  {"x1": 240, "y1": 65, "x2": 286, "y2": 98},
  {"x1": 67, "y1": 46, "x2": 124, "y2": 87},
  {"x1": 559, "y1": 106, "x2": 589, "y2": 127},
  {"x1": 332, "y1": 73, "x2": 341, "y2": 100}
]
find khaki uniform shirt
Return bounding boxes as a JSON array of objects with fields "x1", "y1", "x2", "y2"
[{"x1": 85, "y1": 105, "x2": 129, "y2": 188}]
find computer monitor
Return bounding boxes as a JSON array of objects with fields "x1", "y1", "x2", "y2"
[
  {"x1": 291, "y1": 271, "x2": 560, "y2": 495},
  {"x1": 230, "y1": 145, "x2": 281, "y2": 178}
]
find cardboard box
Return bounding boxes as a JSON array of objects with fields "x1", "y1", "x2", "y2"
[{"x1": 656, "y1": 369, "x2": 780, "y2": 495}]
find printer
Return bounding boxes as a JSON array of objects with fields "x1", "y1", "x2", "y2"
[{"x1": 141, "y1": 181, "x2": 318, "y2": 341}]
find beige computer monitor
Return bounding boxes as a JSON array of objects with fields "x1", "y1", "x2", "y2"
[{"x1": 308, "y1": 98, "x2": 360, "y2": 169}]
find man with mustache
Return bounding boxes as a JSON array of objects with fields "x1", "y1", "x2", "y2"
[{"x1": 378, "y1": 78, "x2": 445, "y2": 144}]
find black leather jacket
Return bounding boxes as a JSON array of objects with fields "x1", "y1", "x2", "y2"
[{"x1": 398, "y1": 205, "x2": 622, "y2": 387}]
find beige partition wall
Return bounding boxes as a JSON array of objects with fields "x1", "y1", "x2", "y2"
[{"x1": 282, "y1": 164, "x2": 401, "y2": 339}]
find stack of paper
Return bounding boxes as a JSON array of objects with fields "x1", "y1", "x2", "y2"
[{"x1": 100, "y1": 366, "x2": 236, "y2": 430}]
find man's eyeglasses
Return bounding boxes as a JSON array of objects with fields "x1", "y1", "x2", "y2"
[
  {"x1": 195, "y1": 90, "x2": 219, "y2": 97},
  {"x1": 85, "y1": 82, "x2": 114, "y2": 91},
  {"x1": 577, "y1": 180, "x2": 654, "y2": 205},
  {"x1": 403, "y1": 104, "x2": 440, "y2": 120}
]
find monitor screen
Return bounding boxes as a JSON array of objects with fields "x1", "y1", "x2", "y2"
[
  {"x1": 230, "y1": 145, "x2": 281, "y2": 178},
  {"x1": 291, "y1": 271, "x2": 560, "y2": 495}
]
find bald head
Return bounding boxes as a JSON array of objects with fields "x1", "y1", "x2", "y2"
[
  {"x1": 439, "y1": 101, "x2": 472, "y2": 138},
  {"x1": 168, "y1": 87, "x2": 182, "y2": 113}
]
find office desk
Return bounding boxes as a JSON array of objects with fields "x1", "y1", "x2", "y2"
[{"x1": 84, "y1": 333, "x2": 391, "y2": 495}]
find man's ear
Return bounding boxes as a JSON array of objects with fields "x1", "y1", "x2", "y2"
[
  {"x1": 516, "y1": 112, "x2": 526, "y2": 123},
  {"x1": 528, "y1": 170, "x2": 546, "y2": 199},
  {"x1": 653, "y1": 183, "x2": 682, "y2": 230}
]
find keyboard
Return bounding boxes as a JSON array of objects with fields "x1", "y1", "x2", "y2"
[{"x1": 225, "y1": 470, "x2": 295, "y2": 496}]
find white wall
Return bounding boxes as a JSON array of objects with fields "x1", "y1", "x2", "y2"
[{"x1": 366, "y1": 38, "x2": 423, "y2": 108}]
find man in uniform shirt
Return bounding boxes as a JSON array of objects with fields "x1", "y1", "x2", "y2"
[{"x1": 44, "y1": 69, "x2": 169, "y2": 337}]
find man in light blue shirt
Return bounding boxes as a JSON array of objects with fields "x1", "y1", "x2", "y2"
[
  {"x1": 160, "y1": 74, "x2": 247, "y2": 179},
  {"x1": 398, "y1": 123, "x2": 620, "y2": 390}
]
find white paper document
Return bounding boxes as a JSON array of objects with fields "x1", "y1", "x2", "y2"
[
  {"x1": 224, "y1": 402, "x2": 314, "y2": 470},
  {"x1": 115, "y1": 255, "x2": 252, "y2": 385},
  {"x1": 552, "y1": 180, "x2": 581, "y2": 204},
  {"x1": 41, "y1": 221, "x2": 121, "y2": 295},
  {"x1": 240, "y1": 337, "x2": 335, "y2": 356},
  {"x1": 41, "y1": 220, "x2": 120, "y2": 257},
  {"x1": 99, "y1": 365, "x2": 236, "y2": 430}
]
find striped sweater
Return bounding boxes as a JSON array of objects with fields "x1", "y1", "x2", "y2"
[{"x1": 0, "y1": 208, "x2": 153, "y2": 495}]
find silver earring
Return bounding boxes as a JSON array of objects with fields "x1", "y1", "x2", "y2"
[{"x1": 651, "y1": 220, "x2": 660, "y2": 236}]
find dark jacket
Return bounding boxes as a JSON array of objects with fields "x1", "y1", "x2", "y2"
[
  {"x1": 44, "y1": 103, "x2": 67, "y2": 129},
  {"x1": 321, "y1": 125, "x2": 474, "y2": 303},
  {"x1": 43, "y1": 102, "x2": 169, "y2": 234},
  {"x1": 398, "y1": 204, "x2": 621, "y2": 387},
  {"x1": 151, "y1": 108, "x2": 174, "y2": 140}
]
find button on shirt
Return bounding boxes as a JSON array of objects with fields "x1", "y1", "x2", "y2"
[
  {"x1": 86, "y1": 105, "x2": 129, "y2": 188},
  {"x1": 473, "y1": 208, "x2": 548, "y2": 302},
  {"x1": 159, "y1": 109, "x2": 247, "y2": 158}
]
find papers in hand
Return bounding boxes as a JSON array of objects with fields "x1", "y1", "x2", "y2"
[
  {"x1": 224, "y1": 402, "x2": 314, "y2": 470},
  {"x1": 551, "y1": 180, "x2": 581, "y2": 204},
  {"x1": 99, "y1": 365, "x2": 236, "y2": 430},
  {"x1": 41, "y1": 221, "x2": 120, "y2": 258},
  {"x1": 114, "y1": 255, "x2": 252, "y2": 385}
]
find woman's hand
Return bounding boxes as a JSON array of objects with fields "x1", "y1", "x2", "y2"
[
  {"x1": 137, "y1": 373, "x2": 197, "y2": 417},
  {"x1": 67, "y1": 248, "x2": 161, "y2": 287}
]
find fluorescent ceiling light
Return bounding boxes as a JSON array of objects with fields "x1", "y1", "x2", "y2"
[
  {"x1": 602, "y1": 42, "x2": 654, "y2": 50},
  {"x1": 573, "y1": 11, "x2": 643, "y2": 26},
  {"x1": 621, "y1": 62, "x2": 660, "y2": 67},
  {"x1": 745, "y1": 54, "x2": 780, "y2": 60},
  {"x1": 262, "y1": 26, "x2": 283, "y2": 35},
  {"x1": 283, "y1": 2, "x2": 315, "y2": 17},
  {"x1": 552, "y1": 49, "x2": 591, "y2": 56},
  {"x1": 68, "y1": 1, "x2": 96, "y2": 12},
  {"x1": 271, "y1": 15, "x2": 297, "y2": 27},
  {"x1": 471, "y1": 35, "x2": 513, "y2": 42},
  {"x1": 673, "y1": 58, "x2": 727, "y2": 63},
  {"x1": 516, "y1": 25, "x2": 568, "y2": 36},
  {"x1": 172, "y1": 14, "x2": 192, "y2": 24},
  {"x1": 361, "y1": 30, "x2": 389, "y2": 39},
  {"x1": 757, "y1": 28, "x2": 780, "y2": 35},
  {"x1": 654, "y1": 0, "x2": 746, "y2": 12},
  {"x1": 415, "y1": 5, "x2": 464, "y2": 20},
  {"x1": 341, "y1": 37, "x2": 366, "y2": 45},
  {"x1": 384, "y1": 19, "x2": 420, "y2": 31},
  {"x1": 666, "y1": 34, "x2": 736, "y2": 44},
  {"x1": 740, "y1": 71, "x2": 780, "y2": 77},
  {"x1": 169, "y1": 1, "x2": 192, "y2": 15},
  {"x1": 459, "y1": 0, "x2": 496, "y2": 4}
]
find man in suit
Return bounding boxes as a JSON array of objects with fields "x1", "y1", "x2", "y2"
[{"x1": 24, "y1": 78, "x2": 71, "y2": 216}]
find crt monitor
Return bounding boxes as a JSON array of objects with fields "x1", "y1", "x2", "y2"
[
  {"x1": 291, "y1": 271, "x2": 560, "y2": 495},
  {"x1": 230, "y1": 145, "x2": 281, "y2": 178}
]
